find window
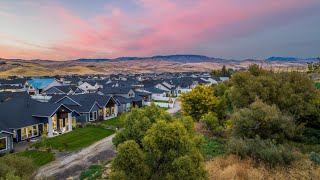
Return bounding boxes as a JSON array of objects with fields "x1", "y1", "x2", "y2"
[
  {"x1": 105, "y1": 108, "x2": 110, "y2": 117},
  {"x1": 90, "y1": 111, "x2": 97, "y2": 121},
  {"x1": 94, "y1": 111, "x2": 97, "y2": 120},
  {"x1": 33, "y1": 125, "x2": 38, "y2": 136},
  {"x1": 22, "y1": 128, "x2": 27, "y2": 139},
  {"x1": 0, "y1": 137, "x2": 7, "y2": 151},
  {"x1": 111, "y1": 107, "x2": 115, "y2": 114}
]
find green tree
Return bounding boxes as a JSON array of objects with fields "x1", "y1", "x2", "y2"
[
  {"x1": 111, "y1": 140, "x2": 150, "y2": 180},
  {"x1": 228, "y1": 64, "x2": 320, "y2": 127},
  {"x1": 179, "y1": 85, "x2": 221, "y2": 120},
  {"x1": 231, "y1": 99, "x2": 303, "y2": 142},
  {"x1": 142, "y1": 120, "x2": 206, "y2": 179},
  {"x1": 112, "y1": 107, "x2": 151, "y2": 147}
]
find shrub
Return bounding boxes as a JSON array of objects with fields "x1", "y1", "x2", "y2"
[
  {"x1": 0, "y1": 154, "x2": 37, "y2": 179},
  {"x1": 310, "y1": 152, "x2": 320, "y2": 165},
  {"x1": 231, "y1": 99, "x2": 301, "y2": 142},
  {"x1": 201, "y1": 112, "x2": 224, "y2": 136},
  {"x1": 75, "y1": 123, "x2": 83, "y2": 129},
  {"x1": 227, "y1": 136, "x2": 297, "y2": 167}
]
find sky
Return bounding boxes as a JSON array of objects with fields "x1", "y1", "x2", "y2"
[{"x1": 0, "y1": 0, "x2": 320, "y2": 60}]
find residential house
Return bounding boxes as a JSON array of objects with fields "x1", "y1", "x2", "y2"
[
  {"x1": 77, "y1": 81, "x2": 102, "y2": 93},
  {"x1": 51, "y1": 94, "x2": 118, "y2": 122},
  {"x1": 42, "y1": 85, "x2": 83, "y2": 95},
  {"x1": 25, "y1": 78, "x2": 62, "y2": 95},
  {"x1": 0, "y1": 96, "x2": 79, "y2": 145}
]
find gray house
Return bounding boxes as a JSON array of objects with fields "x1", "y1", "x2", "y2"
[
  {"x1": 0, "y1": 96, "x2": 80, "y2": 145},
  {"x1": 52, "y1": 94, "x2": 118, "y2": 122}
]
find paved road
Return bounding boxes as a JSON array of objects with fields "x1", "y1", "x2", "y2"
[
  {"x1": 167, "y1": 101, "x2": 181, "y2": 114},
  {"x1": 36, "y1": 134, "x2": 115, "y2": 179}
]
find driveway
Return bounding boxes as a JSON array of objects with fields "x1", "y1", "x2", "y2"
[
  {"x1": 167, "y1": 101, "x2": 181, "y2": 114},
  {"x1": 36, "y1": 134, "x2": 115, "y2": 179}
]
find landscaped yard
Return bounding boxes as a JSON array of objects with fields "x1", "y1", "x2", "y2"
[
  {"x1": 34, "y1": 127, "x2": 114, "y2": 151},
  {"x1": 17, "y1": 150, "x2": 55, "y2": 166},
  {"x1": 100, "y1": 116, "x2": 122, "y2": 127}
]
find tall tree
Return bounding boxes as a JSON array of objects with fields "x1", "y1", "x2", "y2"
[{"x1": 179, "y1": 85, "x2": 221, "y2": 120}]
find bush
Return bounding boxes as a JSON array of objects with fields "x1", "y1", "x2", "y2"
[
  {"x1": 227, "y1": 136, "x2": 297, "y2": 167},
  {"x1": 75, "y1": 123, "x2": 83, "y2": 128},
  {"x1": 310, "y1": 152, "x2": 320, "y2": 165},
  {"x1": 201, "y1": 112, "x2": 224, "y2": 136},
  {"x1": 303, "y1": 128, "x2": 320, "y2": 144},
  {"x1": 0, "y1": 154, "x2": 37, "y2": 179}
]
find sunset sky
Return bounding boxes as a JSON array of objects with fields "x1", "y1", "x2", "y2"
[{"x1": 0, "y1": 0, "x2": 320, "y2": 60}]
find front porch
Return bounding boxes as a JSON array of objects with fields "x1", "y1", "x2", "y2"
[{"x1": 46, "y1": 106, "x2": 75, "y2": 138}]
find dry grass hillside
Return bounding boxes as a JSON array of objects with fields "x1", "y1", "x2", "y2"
[
  {"x1": 0, "y1": 59, "x2": 307, "y2": 77},
  {"x1": 0, "y1": 60, "x2": 224, "y2": 77},
  {"x1": 206, "y1": 155, "x2": 320, "y2": 180}
]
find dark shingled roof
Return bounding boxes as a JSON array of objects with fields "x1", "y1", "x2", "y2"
[
  {"x1": 144, "y1": 87, "x2": 167, "y2": 94},
  {"x1": 0, "y1": 96, "x2": 67, "y2": 131},
  {"x1": 54, "y1": 94, "x2": 116, "y2": 113},
  {"x1": 100, "y1": 86, "x2": 133, "y2": 95}
]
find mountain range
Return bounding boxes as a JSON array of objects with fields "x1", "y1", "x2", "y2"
[
  {"x1": 73, "y1": 55, "x2": 318, "y2": 63},
  {"x1": 1, "y1": 54, "x2": 318, "y2": 63}
]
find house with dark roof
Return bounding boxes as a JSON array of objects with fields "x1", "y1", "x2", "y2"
[
  {"x1": 25, "y1": 78, "x2": 62, "y2": 95},
  {"x1": 42, "y1": 85, "x2": 83, "y2": 95},
  {"x1": 0, "y1": 96, "x2": 80, "y2": 153},
  {"x1": 98, "y1": 87, "x2": 144, "y2": 110},
  {"x1": 52, "y1": 94, "x2": 118, "y2": 122}
]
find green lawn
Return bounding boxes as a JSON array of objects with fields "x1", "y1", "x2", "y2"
[
  {"x1": 17, "y1": 150, "x2": 55, "y2": 166},
  {"x1": 34, "y1": 128, "x2": 114, "y2": 151},
  {"x1": 100, "y1": 116, "x2": 122, "y2": 127},
  {"x1": 201, "y1": 136, "x2": 225, "y2": 160}
]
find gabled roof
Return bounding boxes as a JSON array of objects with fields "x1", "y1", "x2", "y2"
[
  {"x1": 0, "y1": 96, "x2": 70, "y2": 131},
  {"x1": 54, "y1": 94, "x2": 115, "y2": 113},
  {"x1": 144, "y1": 87, "x2": 167, "y2": 94},
  {"x1": 26, "y1": 78, "x2": 55, "y2": 89},
  {"x1": 100, "y1": 86, "x2": 133, "y2": 95}
]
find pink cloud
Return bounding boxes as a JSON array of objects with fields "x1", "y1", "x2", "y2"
[{"x1": 0, "y1": 0, "x2": 319, "y2": 60}]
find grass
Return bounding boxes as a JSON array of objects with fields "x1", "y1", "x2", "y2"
[
  {"x1": 17, "y1": 150, "x2": 55, "y2": 166},
  {"x1": 80, "y1": 164, "x2": 104, "y2": 180},
  {"x1": 201, "y1": 136, "x2": 225, "y2": 159},
  {"x1": 206, "y1": 155, "x2": 320, "y2": 180},
  {"x1": 315, "y1": 82, "x2": 320, "y2": 90},
  {"x1": 100, "y1": 116, "x2": 122, "y2": 127},
  {"x1": 34, "y1": 127, "x2": 114, "y2": 151}
]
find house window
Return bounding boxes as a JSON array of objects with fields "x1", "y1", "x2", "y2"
[
  {"x1": 22, "y1": 128, "x2": 28, "y2": 139},
  {"x1": 0, "y1": 137, "x2": 7, "y2": 151},
  {"x1": 94, "y1": 111, "x2": 97, "y2": 120},
  {"x1": 111, "y1": 107, "x2": 115, "y2": 114},
  {"x1": 90, "y1": 111, "x2": 97, "y2": 121},
  {"x1": 33, "y1": 125, "x2": 38, "y2": 136},
  {"x1": 105, "y1": 108, "x2": 110, "y2": 117}
]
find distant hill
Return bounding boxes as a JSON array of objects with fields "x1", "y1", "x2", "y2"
[
  {"x1": 73, "y1": 54, "x2": 241, "y2": 63},
  {"x1": 266, "y1": 56, "x2": 318, "y2": 62},
  {"x1": 2, "y1": 55, "x2": 317, "y2": 63}
]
